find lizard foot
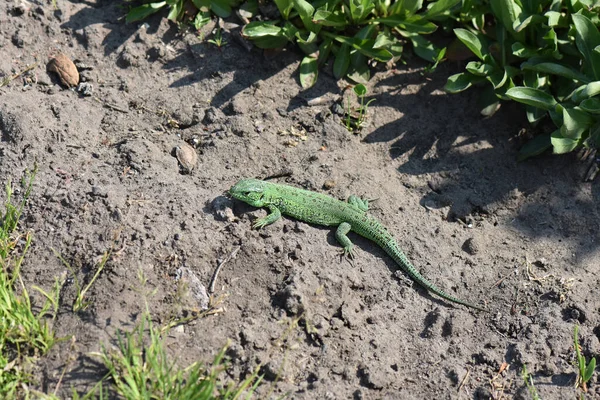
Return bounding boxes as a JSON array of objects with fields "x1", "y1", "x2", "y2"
[
  {"x1": 338, "y1": 246, "x2": 355, "y2": 260},
  {"x1": 252, "y1": 218, "x2": 269, "y2": 230}
]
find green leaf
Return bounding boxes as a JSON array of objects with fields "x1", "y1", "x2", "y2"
[
  {"x1": 210, "y1": 0, "x2": 233, "y2": 18},
  {"x1": 274, "y1": 0, "x2": 293, "y2": 19},
  {"x1": 299, "y1": 56, "x2": 318, "y2": 88},
  {"x1": 242, "y1": 22, "x2": 292, "y2": 49},
  {"x1": 193, "y1": 11, "x2": 211, "y2": 30},
  {"x1": 506, "y1": 87, "x2": 557, "y2": 110},
  {"x1": 512, "y1": 42, "x2": 538, "y2": 58},
  {"x1": 521, "y1": 62, "x2": 591, "y2": 83},
  {"x1": 373, "y1": 30, "x2": 394, "y2": 50},
  {"x1": 580, "y1": 98, "x2": 600, "y2": 114},
  {"x1": 518, "y1": 133, "x2": 552, "y2": 160},
  {"x1": 479, "y1": 86, "x2": 501, "y2": 116},
  {"x1": 545, "y1": 11, "x2": 566, "y2": 27},
  {"x1": 549, "y1": 105, "x2": 564, "y2": 127},
  {"x1": 453, "y1": 28, "x2": 485, "y2": 60},
  {"x1": 348, "y1": 0, "x2": 374, "y2": 23},
  {"x1": 408, "y1": 34, "x2": 437, "y2": 62},
  {"x1": 333, "y1": 43, "x2": 351, "y2": 79},
  {"x1": 166, "y1": 1, "x2": 183, "y2": 21},
  {"x1": 313, "y1": 9, "x2": 347, "y2": 27},
  {"x1": 390, "y1": 0, "x2": 422, "y2": 15},
  {"x1": 317, "y1": 37, "x2": 333, "y2": 65},
  {"x1": 347, "y1": 62, "x2": 370, "y2": 84},
  {"x1": 326, "y1": 34, "x2": 393, "y2": 62},
  {"x1": 126, "y1": 2, "x2": 167, "y2": 23},
  {"x1": 489, "y1": 0, "x2": 525, "y2": 42},
  {"x1": 374, "y1": 15, "x2": 437, "y2": 34},
  {"x1": 297, "y1": 39, "x2": 318, "y2": 56},
  {"x1": 572, "y1": 81, "x2": 600, "y2": 103},
  {"x1": 551, "y1": 130, "x2": 580, "y2": 154},
  {"x1": 242, "y1": 22, "x2": 283, "y2": 37},
  {"x1": 584, "y1": 358, "x2": 596, "y2": 382},
  {"x1": 192, "y1": 0, "x2": 209, "y2": 9},
  {"x1": 572, "y1": 14, "x2": 600, "y2": 80},
  {"x1": 238, "y1": 0, "x2": 258, "y2": 19},
  {"x1": 579, "y1": 354, "x2": 586, "y2": 376},
  {"x1": 293, "y1": 0, "x2": 319, "y2": 33},
  {"x1": 526, "y1": 105, "x2": 546, "y2": 123},
  {"x1": 466, "y1": 61, "x2": 494, "y2": 76},
  {"x1": 444, "y1": 72, "x2": 482, "y2": 93},
  {"x1": 562, "y1": 107, "x2": 594, "y2": 138},
  {"x1": 513, "y1": 14, "x2": 545, "y2": 32},
  {"x1": 354, "y1": 24, "x2": 376, "y2": 40},
  {"x1": 542, "y1": 27, "x2": 560, "y2": 57},
  {"x1": 354, "y1": 83, "x2": 367, "y2": 96},
  {"x1": 487, "y1": 69, "x2": 509, "y2": 90},
  {"x1": 589, "y1": 123, "x2": 600, "y2": 147},
  {"x1": 424, "y1": 0, "x2": 461, "y2": 19}
]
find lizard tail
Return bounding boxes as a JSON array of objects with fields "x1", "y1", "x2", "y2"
[{"x1": 385, "y1": 243, "x2": 487, "y2": 312}]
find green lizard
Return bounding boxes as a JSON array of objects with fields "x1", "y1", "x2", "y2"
[{"x1": 229, "y1": 178, "x2": 486, "y2": 312}]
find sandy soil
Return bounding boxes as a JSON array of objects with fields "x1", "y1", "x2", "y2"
[{"x1": 2, "y1": 1, "x2": 600, "y2": 398}]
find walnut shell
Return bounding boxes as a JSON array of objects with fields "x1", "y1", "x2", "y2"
[
  {"x1": 175, "y1": 143, "x2": 198, "y2": 173},
  {"x1": 47, "y1": 53, "x2": 79, "y2": 88}
]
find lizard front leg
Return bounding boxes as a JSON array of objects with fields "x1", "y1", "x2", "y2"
[
  {"x1": 335, "y1": 222, "x2": 355, "y2": 258},
  {"x1": 253, "y1": 205, "x2": 281, "y2": 229}
]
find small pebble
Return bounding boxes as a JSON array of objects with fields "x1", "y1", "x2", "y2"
[
  {"x1": 323, "y1": 180, "x2": 336, "y2": 189},
  {"x1": 174, "y1": 142, "x2": 198, "y2": 174},
  {"x1": 462, "y1": 237, "x2": 479, "y2": 255}
]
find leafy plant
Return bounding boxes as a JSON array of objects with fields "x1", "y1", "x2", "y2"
[
  {"x1": 207, "y1": 26, "x2": 228, "y2": 47},
  {"x1": 125, "y1": 0, "x2": 239, "y2": 30},
  {"x1": 445, "y1": 1, "x2": 600, "y2": 159},
  {"x1": 242, "y1": 0, "x2": 462, "y2": 88},
  {"x1": 345, "y1": 83, "x2": 376, "y2": 132},
  {"x1": 574, "y1": 324, "x2": 596, "y2": 393}
]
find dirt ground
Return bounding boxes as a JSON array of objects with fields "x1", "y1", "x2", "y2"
[{"x1": 2, "y1": 1, "x2": 600, "y2": 399}]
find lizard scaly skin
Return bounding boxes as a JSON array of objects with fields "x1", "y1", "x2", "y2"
[{"x1": 229, "y1": 178, "x2": 486, "y2": 312}]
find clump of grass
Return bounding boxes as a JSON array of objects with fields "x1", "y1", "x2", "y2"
[
  {"x1": 521, "y1": 365, "x2": 540, "y2": 400},
  {"x1": 0, "y1": 167, "x2": 61, "y2": 398},
  {"x1": 95, "y1": 305, "x2": 262, "y2": 399},
  {"x1": 54, "y1": 249, "x2": 111, "y2": 313}
]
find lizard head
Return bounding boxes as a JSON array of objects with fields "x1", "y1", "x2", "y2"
[{"x1": 229, "y1": 178, "x2": 269, "y2": 207}]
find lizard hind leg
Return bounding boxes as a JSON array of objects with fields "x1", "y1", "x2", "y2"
[
  {"x1": 347, "y1": 195, "x2": 369, "y2": 211},
  {"x1": 335, "y1": 222, "x2": 355, "y2": 259}
]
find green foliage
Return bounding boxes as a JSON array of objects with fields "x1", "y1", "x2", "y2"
[
  {"x1": 445, "y1": 0, "x2": 600, "y2": 159},
  {"x1": 126, "y1": 0, "x2": 239, "y2": 30},
  {"x1": 0, "y1": 168, "x2": 61, "y2": 398},
  {"x1": 574, "y1": 324, "x2": 596, "y2": 393},
  {"x1": 55, "y1": 249, "x2": 111, "y2": 313},
  {"x1": 125, "y1": 0, "x2": 461, "y2": 88},
  {"x1": 521, "y1": 365, "x2": 541, "y2": 400},
  {"x1": 345, "y1": 83, "x2": 376, "y2": 132},
  {"x1": 96, "y1": 309, "x2": 262, "y2": 399},
  {"x1": 207, "y1": 26, "x2": 228, "y2": 47},
  {"x1": 242, "y1": 0, "x2": 461, "y2": 87}
]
